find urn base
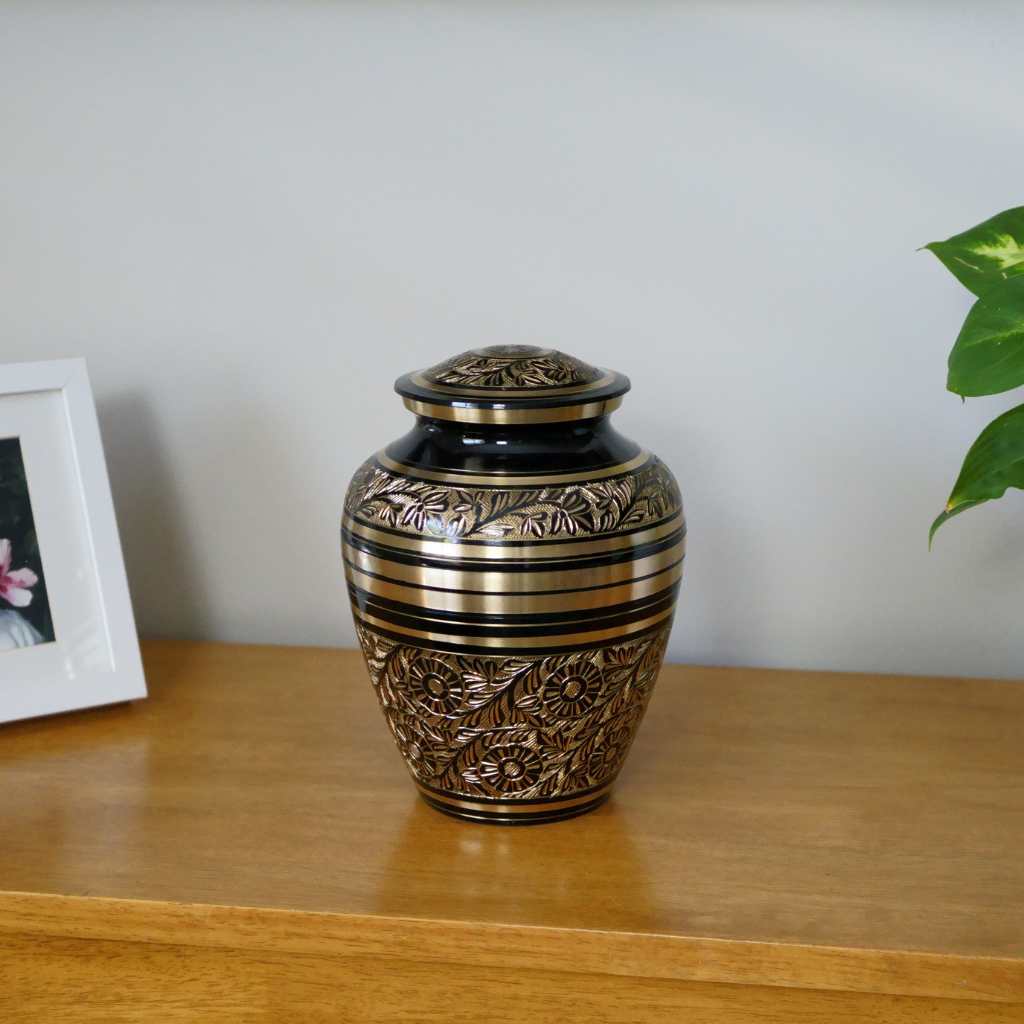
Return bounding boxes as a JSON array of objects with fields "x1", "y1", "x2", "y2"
[{"x1": 415, "y1": 779, "x2": 613, "y2": 826}]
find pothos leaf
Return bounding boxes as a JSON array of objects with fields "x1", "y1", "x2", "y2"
[
  {"x1": 925, "y1": 206, "x2": 1024, "y2": 297},
  {"x1": 930, "y1": 401, "x2": 1024, "y2": 546},
  {"x1": 947, "y1": 275, "x2": 1024, "y2": 397}
]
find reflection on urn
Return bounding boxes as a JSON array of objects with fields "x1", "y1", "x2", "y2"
[{"x1": 343, "y1": 346, "x2": 684, "y2": 824}]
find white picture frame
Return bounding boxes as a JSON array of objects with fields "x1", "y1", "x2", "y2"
[{"x1": 0, "y1": 358, "x2": 145, "y2": 722}]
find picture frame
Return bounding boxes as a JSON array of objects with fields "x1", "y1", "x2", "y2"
[{"x1": 0, "y1": 358, "x2": 145, "y2": 723}]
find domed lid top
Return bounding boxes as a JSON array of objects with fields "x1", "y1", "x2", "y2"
[
  {"x1": 424, "y1": 345, "x2": 602, "y2": 390},
  {"x1": 395, "y1": 345, "x2": 630, "y2": 424}
]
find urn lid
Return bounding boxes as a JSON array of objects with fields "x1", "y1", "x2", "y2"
[{"x1": 395, "y1": 345, "x2": 630, "y2": 424}]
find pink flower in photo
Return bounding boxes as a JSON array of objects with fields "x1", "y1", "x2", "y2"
[{"x1": 0, "y1": 539, "x2": 38, "y2": 608}]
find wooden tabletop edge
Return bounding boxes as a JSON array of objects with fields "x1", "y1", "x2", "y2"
[{"x1": 1, "y1": 891, "x2": 1020, "y2": 1004}]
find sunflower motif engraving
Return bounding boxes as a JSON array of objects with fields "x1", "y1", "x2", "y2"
[
  {"x1": 541, "y1": 662, "x2": 601, "y2": 719},
  {"x1": 407, "y1": 657, "x2": 464, "y2": 716},
  {"x1": 354, "y1": 623, "x2": 672, "y2": 800},
  {"x1": 392, "y1": 719, "x2": 441, "y2": 779},
  {"x1": 345, "y1": 457, "x2": 681, "y2": 542},
  {"x1": 584, "y1": 726, "x2": 634, "y2": 782},
  {"x1": 476, "y1": 744, "x2": 543, "y2": 794}
]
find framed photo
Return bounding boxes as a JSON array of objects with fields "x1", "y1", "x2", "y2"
[{"x1": 0, "y1": 358, "x2": 145, "y2": 723}]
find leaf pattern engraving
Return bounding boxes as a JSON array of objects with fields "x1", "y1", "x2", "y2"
[
  {"x1": 346, "y1": 458, "x2": 681, "y2": 542},
  {"x1": 356, "y1": 623, "x2": 672, "y2": 800},
  {"x1": 424, "y1": 346, "x2": 600, "y2": 390}
]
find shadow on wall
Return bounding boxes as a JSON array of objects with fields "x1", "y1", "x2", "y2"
[
  {"x1": 177, "y1": 399, "x2": 340, "y2": 646},
  {"x1": 96, "y1": 392, "x2": 212, "y2": 640}
]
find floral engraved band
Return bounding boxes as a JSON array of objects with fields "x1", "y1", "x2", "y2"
[
  {"x1": 343, "y1": 345, "x2": 684, "y2": 824},
  {"x1": 345, "y1": 456, "x2": 681, "y2": 541},
  {"x1": 356, "y1": 623, "x2": 672, "y2": 824}
]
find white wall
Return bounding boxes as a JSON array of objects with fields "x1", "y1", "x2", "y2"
[{"x1": 1, "y1": 0, "x2": 1023, "y2": 678}]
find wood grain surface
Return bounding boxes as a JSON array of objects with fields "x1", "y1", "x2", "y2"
[{"x1": 0, "y1": 640, "x2": 1022, "y2": 1021}]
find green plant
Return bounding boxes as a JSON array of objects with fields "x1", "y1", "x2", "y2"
[{"x1": 925, "y1": 206, "x2": 1024, "y2": 545}]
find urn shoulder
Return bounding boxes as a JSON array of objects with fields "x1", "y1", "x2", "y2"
[{"x1": 345, "y1": 344, "x2": 682, "y2": 538}]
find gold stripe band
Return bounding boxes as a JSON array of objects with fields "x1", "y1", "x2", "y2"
[
  {"x1": 415, "y1": 782, "x2": 613, "y2": 816},
  {"x1": 356, "y1": 595, "x2": 676, "y2": 637},
  {"x1": 401, "y1": 396, "x2": 623, "y2": 424},
  {"x1": 342, "y1": 541, "x2": 685, "y2": 595},
  {"x1": 345, "y1": 560, "x2": 683, "y2": 615},
  {"x1": 351, "y1": 604, "x2": 676, "y2": 650},
  {"x1": 375, "y1": 449, "x2": 650, "y2": 486}
]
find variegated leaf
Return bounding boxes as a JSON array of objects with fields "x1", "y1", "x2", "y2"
[{"x1": 925, "y1": 206, "x2": 1024, "y2": 297}]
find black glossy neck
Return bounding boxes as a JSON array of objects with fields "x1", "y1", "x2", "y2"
[{"x1": 384, "y1": 416, "x2": 641, "y2": 476}]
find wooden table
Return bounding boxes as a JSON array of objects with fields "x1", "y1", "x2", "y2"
[{"x1": 0, "y1": 641, "x2": 1021, "y2": 1021}]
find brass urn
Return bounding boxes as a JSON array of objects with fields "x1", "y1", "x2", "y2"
[{"x1": 343, "y1": 346, "x2": 683, "y2": 824}]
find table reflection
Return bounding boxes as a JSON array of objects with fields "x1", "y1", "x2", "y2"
[{"x1": 373, "y1": 795, "x2": 660, "y2": 932}]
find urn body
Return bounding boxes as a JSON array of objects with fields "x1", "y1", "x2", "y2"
[{"x1": 343, "y1": 346, "x2": 683, "y2": 824}]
